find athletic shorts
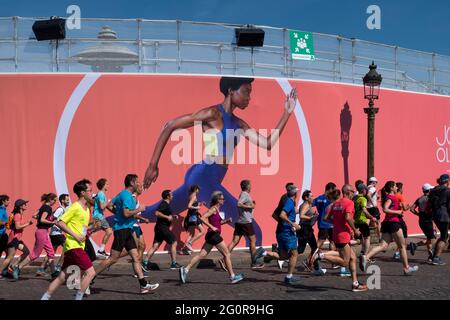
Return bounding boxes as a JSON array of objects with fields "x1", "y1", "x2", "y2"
[
  {"x1": 133, "y1": 226, "x2": 143, "y2": 238},
  {"x1": 419, "y1": 220, "x2": 435, "y2": 240},
  {"x1": 153, "y1": 224, "x2": 176, "y2": 245},
  {"x1": 233, "y1": 222, "x2": 255, "y2": 237},
  {"x1": 61, "y1": 248, "x2": 93, "y2": 271},
  {"x1": 205, "y1": 230, "x2": 223, "y2": 246},
  {"x1": 111, "y1": 229, "x2": 137, "y2": 252},
  {"x1": 276, "y1": 231, "x2": 298, "y2": 252},
  {"x1": 381, "y1": 221, "x2": 401, "y2": 234},
  {"x1": 434, "y1": 220, "x2": 449, "y2": 242},
  {"x1": 0, "y1": 233, "x2": 8, "y2": 255},
  {"x1": 355, "y1": 223, "x2": 371, "y2": 238},
  {"x1": 50, "y1": 234, "x2": 66, "y2": 248},
  {"x1": 7, "y1": 238, "x2": 24, "y2": 250},
  {"x1": 335, "y1": 242, "x2": 350, "y2": 249},
  {"x1": 93, "y1": 216, "x2": 110, "y2": 230},
  {"x1": 318, "y1": 228, "x2": 333, "y2": 241},
  {"x1": 367, "y1": 207, "x2": 381, "y2": 220}
]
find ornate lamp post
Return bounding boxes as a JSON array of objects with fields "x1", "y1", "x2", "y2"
[{"x1": 363, "y1": 61, "x2": 382, "y2": 182}]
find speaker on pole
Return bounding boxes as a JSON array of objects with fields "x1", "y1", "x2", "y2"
[
  {"x1": 32, "y1": 18, "x2": 66, "y2": 41},
  {"x1": 235, "y1": 27, "x2": 265, "y2": 47}
]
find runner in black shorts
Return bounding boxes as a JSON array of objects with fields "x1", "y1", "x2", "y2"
[
  {"x1": 410, "y1": 183, "x2": 435, "y2": 262},
  {"x1": 142, "y1": 190, "x2": 182, "y2": 270},
  {"x1": 367, "y1": 177, "x2": 381, "y2": 239},
  {"x1": 313, "y1": 183, "x2": 337, "y2": 251},
  {"x1": 429, "y1": 174, "x2": 450, "y2": 266},
  {"x1": 95, "y1": 174, "x2": 159, "y2": 294},
  {"x1": 360, "y1": 181, "x2": 418, "y2": 275},
  {"x1": 179, "y1": 191, "x2": 243, "y2": 284}
]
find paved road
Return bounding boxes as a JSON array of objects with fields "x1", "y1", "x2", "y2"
[{"x1": 1, "y1": 238, "x2": 449, "y2": 300}]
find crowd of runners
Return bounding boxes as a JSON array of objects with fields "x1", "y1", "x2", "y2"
[
  {"x1": 0, "y1": 77, "x2": 449, "y2": 299},
  {"x1": 0, "y1": 173, "x2": 449, "y2": 299}
]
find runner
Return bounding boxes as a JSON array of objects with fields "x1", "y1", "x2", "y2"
[
  {"x1": 219, "y1": 180, "x2": 264, "y2": 270},
  {"x1": 37, "y1": 194, "x2": 70, "y2": 275},
  {"x1": 353, "y1": 183, "x2": 377, "y2": 257},
  {"x1": 143, "y1": 77, "x2": 298, "y2": 247},
  {"x1": 94, "y1": 174, "x2": 159, "y2": 294},
  {"x1": 132, "y1": 184, "x2": 149, "y2": 267},
  {"x1": 428, "y1": 174, "x2": 450, "y2": 266},
  {"x1": 1, "y1": 199, "x2": 33, "y2": 279},
  {"x1": 359, "y1": 181, "x2": 419, "y2": 275},
  {"x1": 181, "y1": 185, "x2": 205, "y2": 254},
  {"x1": 179, "y1": 191, "x2": 244, "y2": 284},
  {"x1": 40, "y1": 179, "x2": 96, "y2": 300},
  {"x1": 0, "y1": 195, "x2": 10, "y2": 268},
  {"x1": 366, "y1": 177, "x2": 381, "y2": 239},
  {"x1": 394, "y1": 182, "x2": 416, "y2": 259},
  {"x1": 410, "y1": 183, "x2": 435, "y2": 262},
  {"x1": 296, "y1": 190, "x2": 325, "y2": 275},
  {"x1": 93, "y1": 178, "x2": 113, "y2": 258},
  {"x1": 314, "y1": 183, "x2": 337, "y2": 252},
  {"x1": 311, "y1": 184, "x2": 368, "y2": 292},
  {"x1": 142, "y1": 190, "x2": 182, "y2": 271},
  {"x1": 13, "y1": 193, "x2": 59, "y2": 280}
]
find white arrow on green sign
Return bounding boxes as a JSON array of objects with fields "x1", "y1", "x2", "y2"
[{"x1": 290, "y1": 30, "x2": 315, "y2": 61}]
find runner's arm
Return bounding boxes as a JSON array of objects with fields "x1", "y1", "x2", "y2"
[{"x1": 382, "y1": 199, "x2": 403, "y2": 215}]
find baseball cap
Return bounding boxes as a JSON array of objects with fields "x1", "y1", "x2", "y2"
[
  {"x1": 439, "y1": 174, "x2": 450, "y2": 183},
  {"x1": 286, "y1": 185, "x2": 299, "y2": 195},
  {"x1": 422, "y1": 183, "x2": 433, "y2": 191},
  {"x1": 14, "y1": 199, "x2": 28, "y2": 207},
  {"x1": 368, "y1": 177, "x2": 378, "y2": 183},
  {"x1": 356, "y1": 183, "x2": 368, "y2": 193}
]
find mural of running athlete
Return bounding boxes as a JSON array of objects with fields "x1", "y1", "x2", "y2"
[{"x1": 142, "y1": 77, "x2": 297, "y2": 245}]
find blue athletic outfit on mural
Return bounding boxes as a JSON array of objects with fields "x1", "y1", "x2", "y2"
[{"x1": 141, "y1": 104, "x2": 263, "y2": 245}]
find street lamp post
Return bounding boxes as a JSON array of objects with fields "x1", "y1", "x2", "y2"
[{"x1": 363, "y1": 61, "x2": 382, "y2": 182}]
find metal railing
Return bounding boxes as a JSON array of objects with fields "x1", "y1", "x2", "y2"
[{"x1": 0, "y1": 17, "x2": 449, "y2": 95}]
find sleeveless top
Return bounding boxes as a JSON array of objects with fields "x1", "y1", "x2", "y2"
[
  {"x1": 208, "y1": 207, "x2": 222, "y2": 234},
  {"x1": 203, "y1": 105, "x2": 241, "y2": 161},
  {"x1": 187, "y1": 200, "x2": 199, "y2": 222},
  {"x1": 300, "y1": 203, "x2": 317, "y2": 226}
]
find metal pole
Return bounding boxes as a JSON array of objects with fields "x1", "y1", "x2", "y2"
[
  {"x1": 351, "y1": 38, "x2": 355, "y2": 83},
  {"x1": 176, "y1": 20, "x2": 181, "y2": 72},
  {"x1": 283, "y1": 28, "x2": 288, "y2": 77},
  {"x1": 137, "y1": 18, "x2": 142, "y2": 72},
  {"x1": 432, "y1": 53, "x2": 436, "y2": 92},
  {"x1": 364, "y1": 100, "x2": 379, "y2": 181},
  {"x1": 13, "y1": 16, "x2": 18, "y2": 72}
]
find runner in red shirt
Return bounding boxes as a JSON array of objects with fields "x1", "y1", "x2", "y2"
[{"x1": 311, "y1": 184, "x2": 368, "y2": 292}]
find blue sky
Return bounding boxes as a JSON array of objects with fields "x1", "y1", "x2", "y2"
[{"x1": 2, "y1": 0, "x2": 450, "y2": 55}]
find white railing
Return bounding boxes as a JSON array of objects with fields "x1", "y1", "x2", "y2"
[{"x1": 0, "y1": 17, "x2": 449, "y2": 95}]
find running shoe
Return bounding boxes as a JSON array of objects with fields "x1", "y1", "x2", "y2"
[
  {"x1": 134, "y1": 271, "x2": 150, "y2": 278},
  {"x1": 404, "y1": 265, "x2": 419, "y2": 275},
  {"x1": 230, "y1": 273, "x2": 244, "y2": 284},
  {"x1": 12, "y1": 267, "x2": 20, "y2": 280},
  {"x1": 96, "y1": 250, "x2": 109, "y2": 259},
  {"x1": 55, "y1": 265, "x2": 62, "y2": 273},
  {"x1": 302, "y1": 259, "x2": 312, "y2": 272},
  {"x1": 352, "y1": 283, "x2": 369, "y2": 292},
  {"x1": 284, "y1": 276, "x2": 299, "y2": 285},
  {"x1": 277, "y1": 260, "x2": 285, "y2": 270},
  {"x1": 253, "y1": 247, "x2": 266, "y2": 263},
  {"x1": 313, "y1": 268, "x2": 327, "y2": 276},
  {"x1": 331, "y1": 264, "x2": 340, "y2": 269},
  {"x1": 393, "y1": 251, "x2": 400, "y2": 260},
  {"x1": 141, "y1": 260, "x2": 149, "y2": 272},
  {"x1": 409, "y1": 243, "x2": 417, "y2": 256},
  {"x1": 140, "y1": 282, "x2": 160, "y2": 294},
  {"x1": 271, "y1": 243, "x2": 278, "y2": 253},
  {"x1": 84, "y1": 286, "x2": 91, "y2": 296},
  {"x1": 36, "y1": 268, "x2": 47, "y2": 277},
  {"x1": 251, "y1": 262, "x2": 265, "y2": 269},
  {"x1": 359, "y1": 255, "x2": 367, "y2": 272},
  {"x1": 2, "y1": 268, "x2": 8, "y2": 277},
  {"x1": 185, "y1": 242, "x2": 194, "y2": 252},
  {"x1": 51, "y1": 270, "x2": 60, "y2": 280},
  {"x1": 179, "y1": 267, "x2": 188, "y2": 284},
  {"x1": 339, "y1": 267, "x2": 351, "y2": 277},
  {"x1": 311, "y1": 248, "x2": 322, "y2": 262},
  {"x1": 170, "y1": 261, "x2": 183, "y2": 270},
  {"x1": 218, "y1": 258, "x2": 228, "y2": 271},
  {"x1": 431, "y1": 256, "x2": 446, "y2": 266}
]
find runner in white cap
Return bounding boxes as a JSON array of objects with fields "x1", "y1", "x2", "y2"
[{"x1": 366, "y1": 177, "x2": 381, "y2": 240}]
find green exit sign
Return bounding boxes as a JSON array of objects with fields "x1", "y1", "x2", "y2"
[{"x1": 290, "y1": 30, "x2": 315, "y2": 61}]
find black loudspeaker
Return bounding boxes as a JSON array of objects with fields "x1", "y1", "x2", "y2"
[
  {"x1": 32, "y1": 18, "x2": 66, "y2": 41},
  {"x1": 235, "y1": 28, "x2": 265, "y2": 47}
]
